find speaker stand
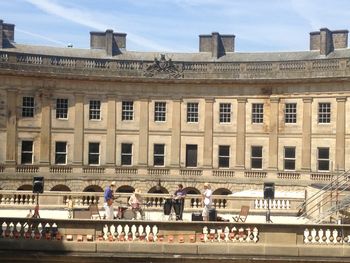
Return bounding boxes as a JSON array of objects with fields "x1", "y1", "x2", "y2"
[
  {"x1": 266, "y1": 199, "x2": 273, "y2": 223},
  {"x1": 32, "y1": 192, "x2": 40, "y2": 218}
]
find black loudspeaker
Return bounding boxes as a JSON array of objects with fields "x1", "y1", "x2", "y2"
[
  {"x1": 208, "y1": 208, "x2": 217, "y2": 221},
  {"x1": 33, "y1": 177, "x2": 44, "y2": 194},
  {"x1": 263, "y1": 182, "x2": 275, "y2": 199},
  {"x1": 192, "y1": 212, "x2": 203, "y2": 221}
]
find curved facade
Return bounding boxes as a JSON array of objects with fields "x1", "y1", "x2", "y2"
[{"x1": 0, "y1": 19, "x2": 349, "y2": 194}]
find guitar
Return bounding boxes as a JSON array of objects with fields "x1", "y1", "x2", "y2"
[{"x1": 107, "y1": 195, "x2": 121, "y2": 206}]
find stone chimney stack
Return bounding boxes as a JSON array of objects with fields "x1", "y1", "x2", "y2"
[
  {"x1": 310, "y1": 28, "x2": 348, "y2": 55},
  {"x1": 90, "y1": 29, "x2": 126, "y2": 56},
  {"x1": 199, "y1": 32, "x2": 235, "y2": 58},
  {"x1": 0, "y1": 19, "x2": 15, "y2": 48}
]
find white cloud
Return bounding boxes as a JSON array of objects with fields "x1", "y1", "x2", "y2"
[
  {"x1": 16, "y1": 28, "x2": 67, "y2": 46},
  {"x1": 24, "y1": 0, "x2": 173, "y2": 51}
]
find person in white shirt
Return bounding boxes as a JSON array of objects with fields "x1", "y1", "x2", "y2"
[{"x1": 201, "y1": 182, "x2": 213, "y2": 221}]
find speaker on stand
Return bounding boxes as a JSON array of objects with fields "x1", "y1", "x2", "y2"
[
  {"x1": 32, "y1": 177, "x2": 44, "y2": 218},
  {"x1": 263, "y1": 182, "x2": 274, "y2": 223}
]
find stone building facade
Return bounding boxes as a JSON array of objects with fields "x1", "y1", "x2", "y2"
[{"x1": 0, "y1": 19, "x2": 349, "y2": 194}]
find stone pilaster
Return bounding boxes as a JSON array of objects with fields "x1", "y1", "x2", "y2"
[
  {"x1": 301, "y1": 97, "x2": 313, "y2": 171},
  {"x1": 203, "y1": 98, "x2": 214, "y2": 168},
  {"x1": 106, "y1": 95, "x2": 116, "y2": 165},
  {"x1": 5, "y1": 88, "x2": 17, "y2": 164},
  {"x1": 39, "y1": 90, "x2": 51, "y2": 165},
  {"x1": 235, "y1": 98, "x2": 247, "y2": 169},
  {"x1": 170, "y1": 98, "x2": 181, "y2": 167},
  {"x1": 268, "y1": 97, "x2": 279, "y2": 170},
  {"x1": 73, "y1": 93, "x2": 84, "y2": 165},
  {"x1": 335, "y1": 97, "x2": 346, "y2": 171},
  {"x1": 138, "y1": 98, "x2": 149, "y2": 166}
]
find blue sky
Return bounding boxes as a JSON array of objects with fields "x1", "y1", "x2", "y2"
[{"x1": 1, "y1": 0, "x2": 349, "y2": 52}]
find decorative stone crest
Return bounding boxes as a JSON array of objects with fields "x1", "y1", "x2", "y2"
[{"x1": 144, "y1": 54, "x2": 183, "y2": 79}]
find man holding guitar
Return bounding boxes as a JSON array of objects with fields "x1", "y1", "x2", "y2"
[
  {"x1": 173, "y1": 184, "x2": 186, "y2": 220},
  {"x1": 104, "y1": 181, "x2": 116, "y2": 220}
]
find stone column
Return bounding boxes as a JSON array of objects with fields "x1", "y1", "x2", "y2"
[
  {"x1": 39, "y1": 90, "x2": 51, "y2": 165},
  {"x1": 138, "y1": 98, "x2": 149, "y2": 166},
  {"x1": 170, "y1": 98, "x2": 181, "y2": 167},
  {"x1": 203, "y1": 98, "x2": 214, "y2": 168},
  {"x1": 335, "y1": 97, "x2": 346, "y2": 171},
  {"x1": 106, "y1": 95, "x2": 116, "y2": 165},
  {"x1": 73, "y1": 93, "x2": 84, "y2": 165},
  {"x1": 5, "y1": 88, "x2": 17, "y2": 164},
  {"x1": 268, "y1": 97, "x2": 279, "y2": 170},
  {"x1": 235, "y1": 98, "x2": 247, "y2": 169},
  {"x1": 301, "y1": 97, "x2": 312, "y2": 171}
]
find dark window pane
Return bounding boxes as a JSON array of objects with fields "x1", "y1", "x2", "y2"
[
  {"x1": 284, "y1": 160, "x2": 295, "y2": 170},
  {"x1": 55, "y1": 154, "x2": 66, "y2": 164},
  {"x1": 154, "y1": 144, "x2": 164, "y2": 154},
  {"x1": 252, "y1": 146, "x2": 262, "y2": 157},
  {"x1": 251, "y1": 159, "x2": 262, "y2": 169},
  {"x1": 21, "y1": 153, "x2": 32, "y2": 164},
  {"x1": 121, "y1": 155, "x2": 132, "y2": 165},
  {"x1": 284, "y1": 147, "x2": 295, "y2": 158},
  {"x1": 22, "y1": 141, "x2": 33, "y2": 151},
  {"x1": 219, "y1": 157, "x2": 229, "y2": 168},
  {"x1": 154, "y1": 156, "x2": 164, "y2": 166},
  {"x1": 186, "y1": 144, "x2": 197, "y2": 167},
  {"x1": 319, "y1": 160, "x2": 329, "y2": 171},
  {"x1": 219, "y1": 146, "x2": 229, "y2": 156},
  {"x1": 56, "y1": 142, "x2": 66, "y2": 152},
  {"x1": 89, "y1": 155, "x2": 99, "y2": 165},
  {"x1": 318, "y1": 148, "x2": 329, "y2": 159},
  {"x1": 122, "y1": 143, "x2": 132, "y2": 154},
  {"x1": 89, "y1": 143, "x2": 99, "y2": 153}
]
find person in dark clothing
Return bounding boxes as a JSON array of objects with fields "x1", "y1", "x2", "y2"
[{"x1": 173, "y1": 184, "x2": 186, "y2": 220}]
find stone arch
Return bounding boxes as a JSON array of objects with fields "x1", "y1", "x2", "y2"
[
  {"x1": 213, "y1": 188, "x2": 232, "y2": 195},
  {"x1": 79, "y1": 180, "x2": 105, "y2": 192},
  {"x1": 116, "y1": 185, "x2": 135, "y2": 193},
  {"x1": 184, "y1": 187, "x2": 200, "y2": 195},
  {"x1": 148, "y1": 185, "x2": 169, "y2": 194},
  {"x1": 51, "y1": 184, "x2": 71, "y2": 192},
  {"x1": 17, "y1": 184, "x2": 33, "y2": 191},
  {"x1": 83, "y1": 185, "x2": 103, "y2": 192}
]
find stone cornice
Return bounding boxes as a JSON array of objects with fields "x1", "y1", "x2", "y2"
[{"x1": 2, "y1": 51, "x2": 350, "y2": 84}]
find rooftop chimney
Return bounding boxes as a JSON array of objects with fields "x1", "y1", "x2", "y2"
[
  {"x1": 199, "y1": 32, "x2": 235, "y2": 58},
  {"x1": 0, "y1": 19, "x2": 15, "y2": 48},
  {"x1": 90, "y1": 29, "x2": 126, "y2": 56},
  {"x1": 310, "y1": 28, "x2": 348, "y2": 55}
]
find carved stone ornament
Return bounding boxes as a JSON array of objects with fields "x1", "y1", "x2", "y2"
[{"x1": 144, "y1": 54, "x2": 183, "y2": 79}]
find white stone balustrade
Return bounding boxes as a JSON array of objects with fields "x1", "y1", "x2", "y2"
[{"x1": 303, "y1": 228, "x2": 345, "y2": 244}]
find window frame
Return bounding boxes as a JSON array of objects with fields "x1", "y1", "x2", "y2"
[
  {"x1": 318, "y1": 102, "x2": 331, "y2": 124},
  {"x1": 283, "y1": 146, "x2": 296, "y2": 171},
  {"x1": 186, "y1": 102, "x2": 199, "y2": 123},
  {"x1": 252, "y1": 103, "x2": 264, "y2": 124},
  {"x1": 218, "y1": 145, "x2": 230, "y2": 168},
  {"x1": 153, "y1": 144, "x2": 165, "y2": 166},
  {"x1": 22, "y1": 96, "x2": 35, "y2": 118},
  {"x1": 55, "y1": 141, "x2": 67, "y2": 165},
  {"x1": 21, "y1": 140, "x2": 33, "y2": 164},
  {"x1": 154, "y1": 101, "x2": 166, "y2": 122},
  {"x1": 121, "y1": 143, "x2": 133, "y2": 166},
  {"x1": 89, "y1": 100, "x2": 101, "y2": 120},
  {"x1": 284, "y1": 103, "x2": 297, "y2": 124},
  {"x1": 56, "y1": 98, "x2": 68, "y2": 119},
  {"x1": 317, "y1": 147, "x2": 330, "y2": 171},
  {"x1": 251, "y1": 146, "x2": 263, "y2": 169},
  {"x1": 88, "y1": 142, "x2": 100, "y2": 165},
  {"x1": 219, "y1": 103, "x2": 231, "y2": 124},
  {"x1": 185, "y1": 144, "x2": 198, "y2": 167},
  {"x1": 122, "y1": 101, "x2": 134, "y2": 121}
]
